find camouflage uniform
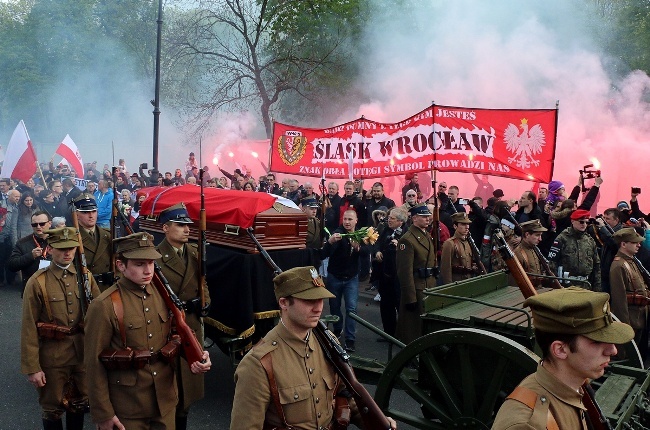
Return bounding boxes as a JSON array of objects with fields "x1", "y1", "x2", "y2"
[{"x1": 548, "y1": 226, "x2": 601, "y2": 291}]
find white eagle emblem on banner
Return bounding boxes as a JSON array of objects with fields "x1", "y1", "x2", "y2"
[{"x1": 503, "y1": 118, "x2": 545, "y2": 169}]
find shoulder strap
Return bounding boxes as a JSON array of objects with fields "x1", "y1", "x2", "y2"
[
  {"x1": 507, "y1": 386, "x2": 560, "y2": 430},
  {"x1": 260, "y1": 352, "x2": 291, "y2": 428},
  {"x1": 518, "y1": 247, "x2": 530, "y2": 271},
  {"x1": 110, "y1": 289, "x2": 127, "y2": 348},
  {"x1": 37, "y1": 271, "x2": 53, "y2": 322}
]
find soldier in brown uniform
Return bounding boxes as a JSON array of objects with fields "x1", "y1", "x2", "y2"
[
  {"x1": 513, "y1": 219, "x2": 548, "y2": 289},
  {"x1": 155, "y1": 203, "x2": 211, "y2": 430},
  {"x1": 73, "y1": 194, "x2": 113, "y2": 291},
  {"x1": 493, "y1": 287, "x2": 634, "y2": 429},
  {"x1": 609, "y1": 227, "x2": 649, "y2": 357},
  {"x1": 395, "y1": 204, "x2": 437, "y2": 344},
  {"x1": 230, "y1": 266, "x2": 397, "y2": 429},
  {"x1": 440, "y1": 212, "x2": 477, "y2": 284},
  {"x1": 301, "y1": 197, "x2": 322, "y2": 249},
  {"x1": 84, "y1": 232, "x2": 211, "y2": 430},
  {"x1": 21, "y1": 227, "x2": 101, "y2": 430}
]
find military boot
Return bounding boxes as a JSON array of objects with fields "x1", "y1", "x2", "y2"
[
  {"x1": 175, "y1": 415, "x2": 188, "y2": 430},
  {"x1": 65, "y1": 412, "x2": 85, "y2": 430},
  {"x1": 42, "y1": 418, "x2": 63, "y2": 430}
]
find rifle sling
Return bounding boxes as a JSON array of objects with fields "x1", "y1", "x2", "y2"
[
  {"x1": 506, "y1": 385, "x2": 559, "y2": 430},
  {"x1": 110, "y1": 289, "x2": 127, "y2": 348},
  {"x1": 259, "y1": 348, "x2": 293, "y2": 429},
  {"x1": 37, "y1": 271, "x2": 53, "y2": 322}
]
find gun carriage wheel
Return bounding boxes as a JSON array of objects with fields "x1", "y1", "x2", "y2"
[{"x1": 374, "y1": 328, "x2": 538, "y2": 429}]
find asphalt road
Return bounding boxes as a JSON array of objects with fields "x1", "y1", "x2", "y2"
[{"x1": 1, "y1": 280, "x2": 415, "y2": 430}]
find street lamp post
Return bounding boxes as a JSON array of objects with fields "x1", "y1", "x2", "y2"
[{"x1": 150, "y1": 0, "x2": 163, "y2": 186}]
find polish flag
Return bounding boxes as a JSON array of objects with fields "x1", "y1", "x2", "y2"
[
  {"x1": 1, "y1": 120, "x2": 37, "y2": 183},
  {"x1": 55, "y1": 134, "x2": 84, "y2": 177}
]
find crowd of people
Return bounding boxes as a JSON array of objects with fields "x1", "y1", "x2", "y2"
[{"x1": 9, "y1": 149, "x2": 650, "y2": 429}]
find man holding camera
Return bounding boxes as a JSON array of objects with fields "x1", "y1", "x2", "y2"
[
  {"x1": 155, "y1": 203, "x2": 211, "y2": 430},
  {"x1": 396, "y1": 204, "x2": 437, "y2": 344}
]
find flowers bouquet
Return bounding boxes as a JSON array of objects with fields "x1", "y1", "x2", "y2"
[{"x1": 325, "y1": 226, "x2": 379, "y2": 245}]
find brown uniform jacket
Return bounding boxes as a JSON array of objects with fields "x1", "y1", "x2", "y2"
[
  {"x1": 80, "y1": 226, "x2": 112, "y2": 281},
  {"x1": 513, "y1": 241, "x2": 544, "y2": 288},
  {"x1": 395, "y1": 225, "x2": 437, "y2": 344},
  {"x1": 440, "y1": 232, "x2": 474, "y2": 285},
  {"x1": 156, "y1": 238, "x2": 211, "y2": 410},
  {"x1": 609, "y1": 252, "x2": 648, "y2": 331},
  {"x1": 84, "y1": 277, "x2": 178, "y2": 423},
  {"x1": 231, "y1": 322, "x2": 340, "y2": 429},
  {"x1": 21, "y1": 264, "x2": 101, "y2": 374},
  {"x1": 492, "y1": 363, "x2": 588, "y2": 429},
  {"x1": 306, "y1": 218, "x2": 322, "y2": 249}
]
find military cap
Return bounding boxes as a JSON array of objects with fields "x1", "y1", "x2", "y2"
[
  {"x1": 451, "y1": 212, "x2": 471, "y2": 224},
  {"x1": 113, "y1": 232, "x2": 161, "y2": 259},
  {"x1": 613, "y1": 227, "x2": 645, "y2": 244},
  {"x1": 524, "y1": 287, "x2": 634, "y2": 344},
  {"x1": 301, "y1": 197, "x2": 319, "y2": 208},
  {"x1": 47, "y1": 227, "x2": 80, "y2": 248},
  {"x1": 72, "y1": 193, "x2": 97, "y2": 212},
  {"x1": 158, "y1": 203, "x2": 193, "y2": 224},
  {"x1": 273, "y1": 266, "x2": 335, "y2": 301},
  {"x1": 409, "y1": 204, "x2": 432, "y2": 217},
  {"x1": 520, "y1": 219, "x2": 548, "y2": 233},
  {"x1": 570, "y1": 209, "x2": 590, "y2": 220}
]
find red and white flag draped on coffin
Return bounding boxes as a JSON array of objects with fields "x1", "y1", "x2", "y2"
[{"x1": 270, "y1": 104, "x2": 558, "y2": 183}]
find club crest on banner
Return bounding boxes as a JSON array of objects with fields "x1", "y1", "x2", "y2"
[
  {"x1": 503, "y1": 118, "x2": 546, "y2": 169},
  {"x1": 277, "y1": 131, "x2": 307, "y2": 166}
]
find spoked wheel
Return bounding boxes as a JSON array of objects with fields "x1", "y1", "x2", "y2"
[{"x1": 374, "y1": 328, "x2": 539, "y2": 429}]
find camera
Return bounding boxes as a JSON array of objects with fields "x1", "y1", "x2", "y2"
[
  {"x1": 579, "y1": 164, "x2": 601, "y2": 192},
  {"x1": 140, "y1": 163, "x2": 148, "y2": 170},
  {"x1": 632, "y1": 187, "x2": 642, "y2": 194},
  {"x1": 458, "y1": 198, "x2": 469, "y2": 205}
]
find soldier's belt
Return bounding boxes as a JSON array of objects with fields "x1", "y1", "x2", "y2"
[
  {"x1": 99, "y1": 335, "x2": 181, "y2": 370},
  {"x1": 452, "y1": 265, "x2": 480, "y2": 275},
  {"x1": 37, "y1": 322, "x2": 84, "y2": 340},
  {"x1": 415, "y1": 267, "x2": 439, "y2": 279},
  {"x1": 627, "y1": 292, "x2": 650, "y2": 307}
]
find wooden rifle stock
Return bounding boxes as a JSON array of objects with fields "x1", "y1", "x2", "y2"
[
  {"x1": 114, "y1": 205, "x2": 204, "y2": 364},
  {"x1": 494, "y1": 230, "x2": 537, "y2": 299},
  {"x1": 313, "y1": 321, "x2": 392, "y2": 430},
  {"x1": 70, "y1": 208, "x2": 93, "y2": 315},
  {"x1": 246, "y1": 228, "x2": 391, "y2": 429},
  {"x1": 583, "y1": 382, "x2": 613, "y2": 430}
]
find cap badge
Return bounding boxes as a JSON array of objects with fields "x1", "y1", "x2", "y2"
[
  {"x1": 310, "y1": 268, "x2": 325, "y2": 287},
  {"x1": 63, "y1": 229, "x2": 69, "y2": 240}
]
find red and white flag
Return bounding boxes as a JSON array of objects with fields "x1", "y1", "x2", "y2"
[
  {"x1": 1, "y1": 120, "x2": 37, "y2": 183},
  {"x1": 55, "y1": 134, "x2": 84, "y2": 177}
]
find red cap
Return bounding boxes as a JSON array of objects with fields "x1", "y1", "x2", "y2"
[
  {"x1": 570, "y1": 209, "x2": 591, "y2": 220},
  {"x1": 405, "y1": 173, "x2": 415, "y2": 181}
]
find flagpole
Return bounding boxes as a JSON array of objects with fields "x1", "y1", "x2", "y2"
[{"x1": 36, "y1": 160, "x2": 47, "y2": 187}]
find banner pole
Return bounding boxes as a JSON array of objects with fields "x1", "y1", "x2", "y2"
[{"x1": 430, "y1": 101, "x2": 440, "y2": 257}]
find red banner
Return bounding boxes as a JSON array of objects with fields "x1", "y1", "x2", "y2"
[{"x1": 270, "y1": 104, "x2": 558, "y2": 182}]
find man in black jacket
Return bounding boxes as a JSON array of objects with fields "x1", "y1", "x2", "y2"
[
  {"x1": 7, "y1": 211, "x2": 51, "y2": 293},
  {"x1": 323, "y1": 182, "x2": 342, "y2": 232}
]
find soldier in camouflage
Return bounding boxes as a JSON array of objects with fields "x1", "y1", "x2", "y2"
[{"x1": 548, "y1": 209, "x2": 601, "y2": 291}]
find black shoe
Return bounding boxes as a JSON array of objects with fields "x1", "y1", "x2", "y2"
[
  {"x1": 345, "y1": 341, "x2": 356, "y2": 353},
  {"x1": 376, "y1": 337, "x2": 388, "y2": 343},
  {"x1": 43, "y1": 419, "x2": 63, "y2": 430},
  {"x1": 65, "y1": 412, "x2": 84, "y2": 430}
]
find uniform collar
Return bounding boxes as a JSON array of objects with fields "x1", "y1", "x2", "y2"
[
  {"x1": 117, "y1": 276, "x2": 154, "y2": 298},
  {"x1": 276, "y1": 320, "x2": 316, "y2": 358},
  {"x1": 453, "y1": 231, "x2": 468, "y2": 241},
  {"x1": 49, "y1": 263, "x2": 77, "y2": 279},
  {"x1": 535, "y1": 363, "x2": 587, "y2": 411}
]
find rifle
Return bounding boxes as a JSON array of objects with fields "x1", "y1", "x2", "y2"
[
  {"x1": 499, "y1": 211, "x2": 562, "y2": 289},
  {"x1": 198, "y1": 144, "x2": 207, "y2": 311},
  {"x1": 448, "y1": 202, "x2": 487, "y2": 274},
  {"x1": 496, "y1": 228, "x2": 612, "y2": 429},
  {"x1": 114, "y1": 204, "x2": 204, "y2": 364},
  {"x1": 430, "y1": 172, "x2": 440, "y2": 257},
  {"x1": 70, "y1": 208, "x2": 93, "y2": 315},
  {"x1": 319, "y1": 177, "x2": 328, "y2": 241},
  {"x1": 245, "y1": 228, "x2": 392, "y2": 429}
]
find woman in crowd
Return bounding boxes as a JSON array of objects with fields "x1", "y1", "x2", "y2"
[{"x1": 11, "y1": 192, "x2": 41, "y2": 243}]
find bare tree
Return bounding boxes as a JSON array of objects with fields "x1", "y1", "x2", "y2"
[{"x1": 166, "y1": 0, "x2": 355, "y2": 138}]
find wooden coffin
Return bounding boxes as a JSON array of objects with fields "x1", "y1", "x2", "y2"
[{"x1": 139, "y1": 204, "x2": 308, "y2": 252}]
